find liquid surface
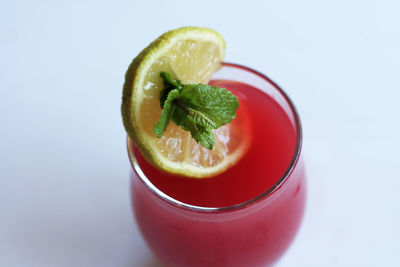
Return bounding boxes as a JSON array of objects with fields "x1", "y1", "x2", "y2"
[{"x1": 134, "y1": 80, "x2": 297, "y2": 207}]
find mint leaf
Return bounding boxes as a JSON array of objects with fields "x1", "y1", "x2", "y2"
[
  {"x1": 171, "y1": 105, "x2": 187, "y2": 128},
  {"x1": 160, "y1": 71, "x2": 181, "y2": 88},
  {"x1": 180, "y1": 84, "x2": 239, "y2": 128},
  {"x1": 159, "y1": 72, "x2": 182, "y2": 108},
  {"x1": 186, "y1": 117, "x2": 215, "y2": 150},
  {"x1": 154, "y1": 72, "x2": 239, "y2": 150},
  {"x1": 153, "y1": 89, "x2": 180, "y2": 138},
  {"x1": 187, "y1": 107, "x2": 217, "y2": 129}
]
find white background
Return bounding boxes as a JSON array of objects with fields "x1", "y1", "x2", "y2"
[{"x1": 1, "y1": 0, "x2": 399, "y2": 266}]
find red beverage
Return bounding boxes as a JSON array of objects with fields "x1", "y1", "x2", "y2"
[
  {"x1": 128, "y1": 63, "x2": 306, "y2": 266},
  {"x1": 135, "y1": 80, "x2": 296, "y2": 207}
]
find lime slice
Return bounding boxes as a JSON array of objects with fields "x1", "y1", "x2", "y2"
[{"x1": 122, "y1": 27, "x2": 249, "y2": 177}]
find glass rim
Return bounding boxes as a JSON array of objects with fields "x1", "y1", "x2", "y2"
[{"x1": 127, "y1": 62, "x2": 303, "y2": 213}]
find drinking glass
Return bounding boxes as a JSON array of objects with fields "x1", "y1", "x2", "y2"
[{"x1": 127, "y1": 63, "x2": 306, "y2": 267}]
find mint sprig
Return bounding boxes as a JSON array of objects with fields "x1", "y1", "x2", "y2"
[{"x1": 153, "y1": 72, "x2": 239, "y2": 150}]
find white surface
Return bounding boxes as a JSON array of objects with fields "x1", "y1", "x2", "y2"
[{"x1": 1, "y1": 0, "x2": 400, "y2": 266}]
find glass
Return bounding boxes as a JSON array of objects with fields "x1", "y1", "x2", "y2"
[{"x1": 127, "y1": 63, "x2": 306, "y2": 267}]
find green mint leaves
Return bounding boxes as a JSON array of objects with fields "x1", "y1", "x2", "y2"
[
  {"x1": 153, "y1": 89, "x2": 179, "y2": 138},
  {"x1": 153, "y1": 72, "x2": 239, "y2": 150}
]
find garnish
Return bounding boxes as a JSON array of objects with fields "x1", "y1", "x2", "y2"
[
  {"x1": 122, "y1": 27, "x2": 249, "y2": 177},
  {"x1": 153, "y1": 72, "x2": 239, "y2": 150}
]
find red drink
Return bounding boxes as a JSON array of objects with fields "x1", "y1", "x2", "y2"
[
  {"x1": 128, "y1": 63, "x2": 306, "y2": 266},
  {"x1": 135, "y1": 80, "x2": 296, "y2": 207}
]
